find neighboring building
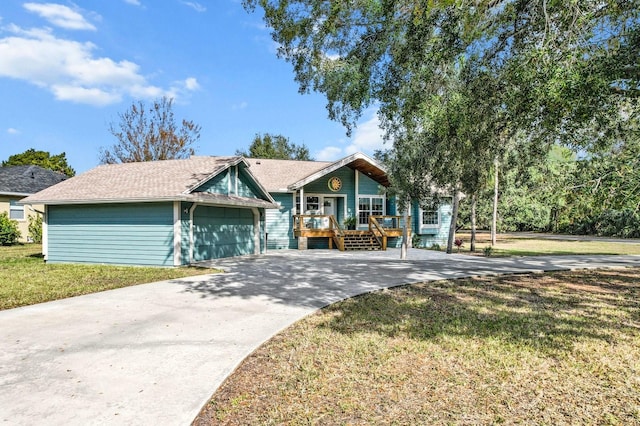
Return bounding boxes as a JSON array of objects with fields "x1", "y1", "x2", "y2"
[
  {"x1": 21, "y1": 153, "x2": 452, "y2": 266},
  {"x1": 0, "y1": 165, "x2": 68, "y2": 242}
]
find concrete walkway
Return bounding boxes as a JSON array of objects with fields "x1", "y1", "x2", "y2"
[{"x1": 1, "y1": 249, "x2": 639, "y2": 425}]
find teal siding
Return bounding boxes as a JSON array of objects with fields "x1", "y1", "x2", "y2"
[
  {"x1": 47, "y1": 203, "x2": 174, "y2": 266},
  {"x1": 194, "y1": 166, "x2": 265, "y2": 200},
  {"x1": 412, "y1": 199, "x2": 453, "y2": 248},
  {"x1": 357, "y1": 172, "x2": 384, "y2": 195},
  {"x1": 237, "y1": 168, "x2": 261, "y2": 199},
  {"x1": 180, "y1": 202, "x2": 192, "y2": 265},
  {"x1": 301, "y1": 166, "x2": 358, "y2": 223},
  {"x1": 266, "y1": 193, "x2": 296, "y2": 249},
  {"x1": 196, "y1": 171, "x2": 229, "y2": 194},
  {"x1": 193, "y1": 206, "x2": 254, "y2": 260}
]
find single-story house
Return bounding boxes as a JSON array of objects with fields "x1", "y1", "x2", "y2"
[
  {"x1": 21, "y1": 153, "x2": 451, "y2": 266},
  {"x1": 0, "y1": 165, "x2": 68, "y2": 242}
]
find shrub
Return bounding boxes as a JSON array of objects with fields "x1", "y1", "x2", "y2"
[
  {"x1": 28, "y1": 214, "x2": 43, "y2": 243},
  {"x1": 483, "y1": 246, "x2": 493, "y2": 257},
  {"x1": 0, "y1": 212, "x2": 21, "y2": 245},
  {"x1": 411, "y1": 234, "x2": 422, "y2": 248},
  {"x1": 429, "y1": 243, "x2": 441, "y2": 251}
]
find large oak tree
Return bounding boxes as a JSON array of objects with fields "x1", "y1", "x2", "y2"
[{"x1": 244, "y1": 0, "x2": 639, "y2": 252}]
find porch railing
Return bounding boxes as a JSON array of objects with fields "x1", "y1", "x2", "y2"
[
  {"x1": 369, "y1": 215, "x2": 411, "y2": 250},
  {"x1": 293, "y1": 214, "x2": 411, "y2": 251}
]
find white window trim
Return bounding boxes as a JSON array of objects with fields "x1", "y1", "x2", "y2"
[
  {"x1": 296, "y1": 193, "x2": 347, "y2": 217},
  {"x1": 419, "y1": 206, "x2": 440, "y2": 229},
  {"x1": 9, "y1": 200, "x2": 25, "y2": 221},
  {"x1": 357, "y1": 195, "x2": 385, "y2": 226}
]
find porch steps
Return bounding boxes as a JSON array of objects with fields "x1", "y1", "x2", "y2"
[{"x1": 341, "y1": 231, "x2": 381, "y2": 251}]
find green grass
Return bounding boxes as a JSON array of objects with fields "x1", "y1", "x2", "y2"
[
  {"x1": 0, "y1": 244, "x2": 219, "y2": 310},
  {"x1": 455, "y1": 232, "x2": 640, "y2": 256},
  {"x1": 195, "y1": 268, "x2": 640, "y2": 425}
]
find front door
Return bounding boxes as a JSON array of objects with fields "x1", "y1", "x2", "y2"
[{"x1": 323, "y1": 197, "x2": 336, "y2": 217}]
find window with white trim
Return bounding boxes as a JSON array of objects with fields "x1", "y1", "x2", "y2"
[
  {"x1": 358, "y1": 196, "x2": 384, "y2": 225},
  {"x1": 296, "y1": 195, "x2": 320, "y2": 214},
  {"x1": 420, "y1": 202, "x2": 439, "y2": 228},
  {"x1": 9, "y1": 200, "x2": 24, "y2": 220}
]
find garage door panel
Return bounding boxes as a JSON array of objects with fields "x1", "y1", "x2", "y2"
[{"x1": 193, "y1": 206, "x2": 254, "y2": 261}]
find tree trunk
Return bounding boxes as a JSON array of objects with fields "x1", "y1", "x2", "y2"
[
  {"x1": 446, "y1": 190, "x2": 460, "y2": 254},
  {"x1": 401, "y1": 199, "x2": 409, "y2": 260},
  {"x1": 470, "y1": 193, "x2": 477, "y2": 252},
  {"x1": 491, "y1": 159, "x2": 499, "y2": 246}
]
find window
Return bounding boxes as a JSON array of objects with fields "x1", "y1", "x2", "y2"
[
  {"x1": 9, "y1": 200, "x2": 24, "y2": 220},
  {"x1": 305, "y1": 196, "x2": 319, "y2": 213},
  {"x1": 421, "y1": 203, "x2": 439, "y2": 228},
  {"x1": 296, "y1": 195, "x2": 320, "y2": 214},
  {"x1": 358, "y1": 196, "x2": 384, "y2": 225}
]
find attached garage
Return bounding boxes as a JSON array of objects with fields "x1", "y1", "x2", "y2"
[
  {"x1": 23, "y1": 157, "x2": 278, "y2": 267},
  {"x1": 192, "y1": 206, "x2": 257, "y2": 262}
]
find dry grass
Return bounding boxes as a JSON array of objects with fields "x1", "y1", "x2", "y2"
[
  {"x1": 195, "y1": 268, "x2": 640, "y2": 425},
  {"x1": 455, "y1": 232, "x2": 640, "y2": 256},
  {"x1": 0, "y1": 244, "x2": 219, "y2": 310}
]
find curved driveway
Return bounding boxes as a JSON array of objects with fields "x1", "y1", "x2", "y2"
[{"x1": 1, "y1": 249, "x2": 640, "y2": 425}]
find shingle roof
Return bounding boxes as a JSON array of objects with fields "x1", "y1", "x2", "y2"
[
  {"x1": 21, "y1": 156, "x2": 276, "y2": 208},
  {"x1": 20, "y1": 153, "x2": 390, "y2": 206},
  {"x1": 244, "y1": 153, "x2": 389, "y2": 191},
  {"x1": 242, "y1": 158, "x2": 333, "y2": 192},
  {"x1": 0, "y1": 165, "x2": 68, "y2": 195}
]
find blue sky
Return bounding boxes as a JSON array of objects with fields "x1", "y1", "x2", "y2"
[{"x1": 0, "y1": 1, "x2": 385, "y2": 174}]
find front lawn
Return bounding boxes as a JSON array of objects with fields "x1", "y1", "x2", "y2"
[
  {"x1": 196, "y1": 268, "x2": 640, "y2": 425},
  {"x1": 454, "y1": 232, "x2": 640, "y2": 256},
  {"x1": 0, "y1": 244, "x2": 219, "y2": 310}
]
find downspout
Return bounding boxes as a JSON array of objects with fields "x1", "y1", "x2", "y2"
[{"x1": 188, "y1": 203, "x2": 198, "y2": 264}]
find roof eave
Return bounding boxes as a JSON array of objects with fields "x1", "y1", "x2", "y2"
[
  {"x1": 287, "y1": 152, "x2": 388, "y2": 191},
  {"x1": 1, "y1": 191, "x2": 32, "y2": 198},
  {"x1": 18, "y1": 196, "x2": 181, "y2": 205}
]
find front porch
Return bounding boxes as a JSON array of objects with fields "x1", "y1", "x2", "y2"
[{"x1": 293, "y1": 215, "x2": 410, "y2": 251}]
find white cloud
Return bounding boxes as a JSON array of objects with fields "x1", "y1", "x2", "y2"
[
  {"x1": 346, "y1": 111, "x2": 386, "y2": 155},
  {"x1": 51, "y1": 85, "x2": 122, "y2": 106},
  {"x1": 315, "y1": 146, "x2": 343, "y2": 161},
  {"x1": 0, "y1": 24, "x2": 180, "y2": 106},
  {"x1": 23, "y1": 3, "x2": 96, "y2": 31},
  {"x1": 183, "y1": 77, "x2": 200, "y2": 91},
  {"x1": 7, "y1": 128, "x2": 20, "y2": 135},
  {"x1": 181, "y1": 2, "x2": 206, "y2": 12},
  {"x1": 124, "y1": 0, "x2": 141, "y2": 5},
  {"x1": 232, "y1": 101, "x2": 248, "y2": 110},
  {"x1": 315, "y1": 110, "x2": 387, "y2": 161}
]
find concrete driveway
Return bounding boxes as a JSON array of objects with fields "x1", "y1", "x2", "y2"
[{"x1": 1, "y1": 249, "x2": 640, "y2": 425}]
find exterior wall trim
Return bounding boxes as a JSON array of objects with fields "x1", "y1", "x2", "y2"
[
  {"x1": 188, "y1": 203, "x2": 198, "y2": 264},
  {"x1": 42, "y1": 205, "x2": 48, "y2": 261},
  {"x1": 173, "y1": 201, "x2": 181, "y2": 266},
  {"x1": 252, "y1": 208, "x2": 260, "y2": 255}
]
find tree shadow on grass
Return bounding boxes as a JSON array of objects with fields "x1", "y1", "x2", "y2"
[{"x1": 317, "y1": 269, "x2": 640, "y2": 356}]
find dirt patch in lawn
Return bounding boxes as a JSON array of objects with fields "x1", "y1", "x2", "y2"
[{"x1": 194, "y1": 268, "x2": 640, "y2": 425}]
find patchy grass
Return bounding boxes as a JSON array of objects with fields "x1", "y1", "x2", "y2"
[
  {"x1": 0, "y1": 244, "x2": 219, "y2": 310},
  {"x1": 195, "y1": 268, "x2": 640, "y2": 425},
  {"x1": 454, "y1": 232, "x2": 640, "y2": 256}
]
